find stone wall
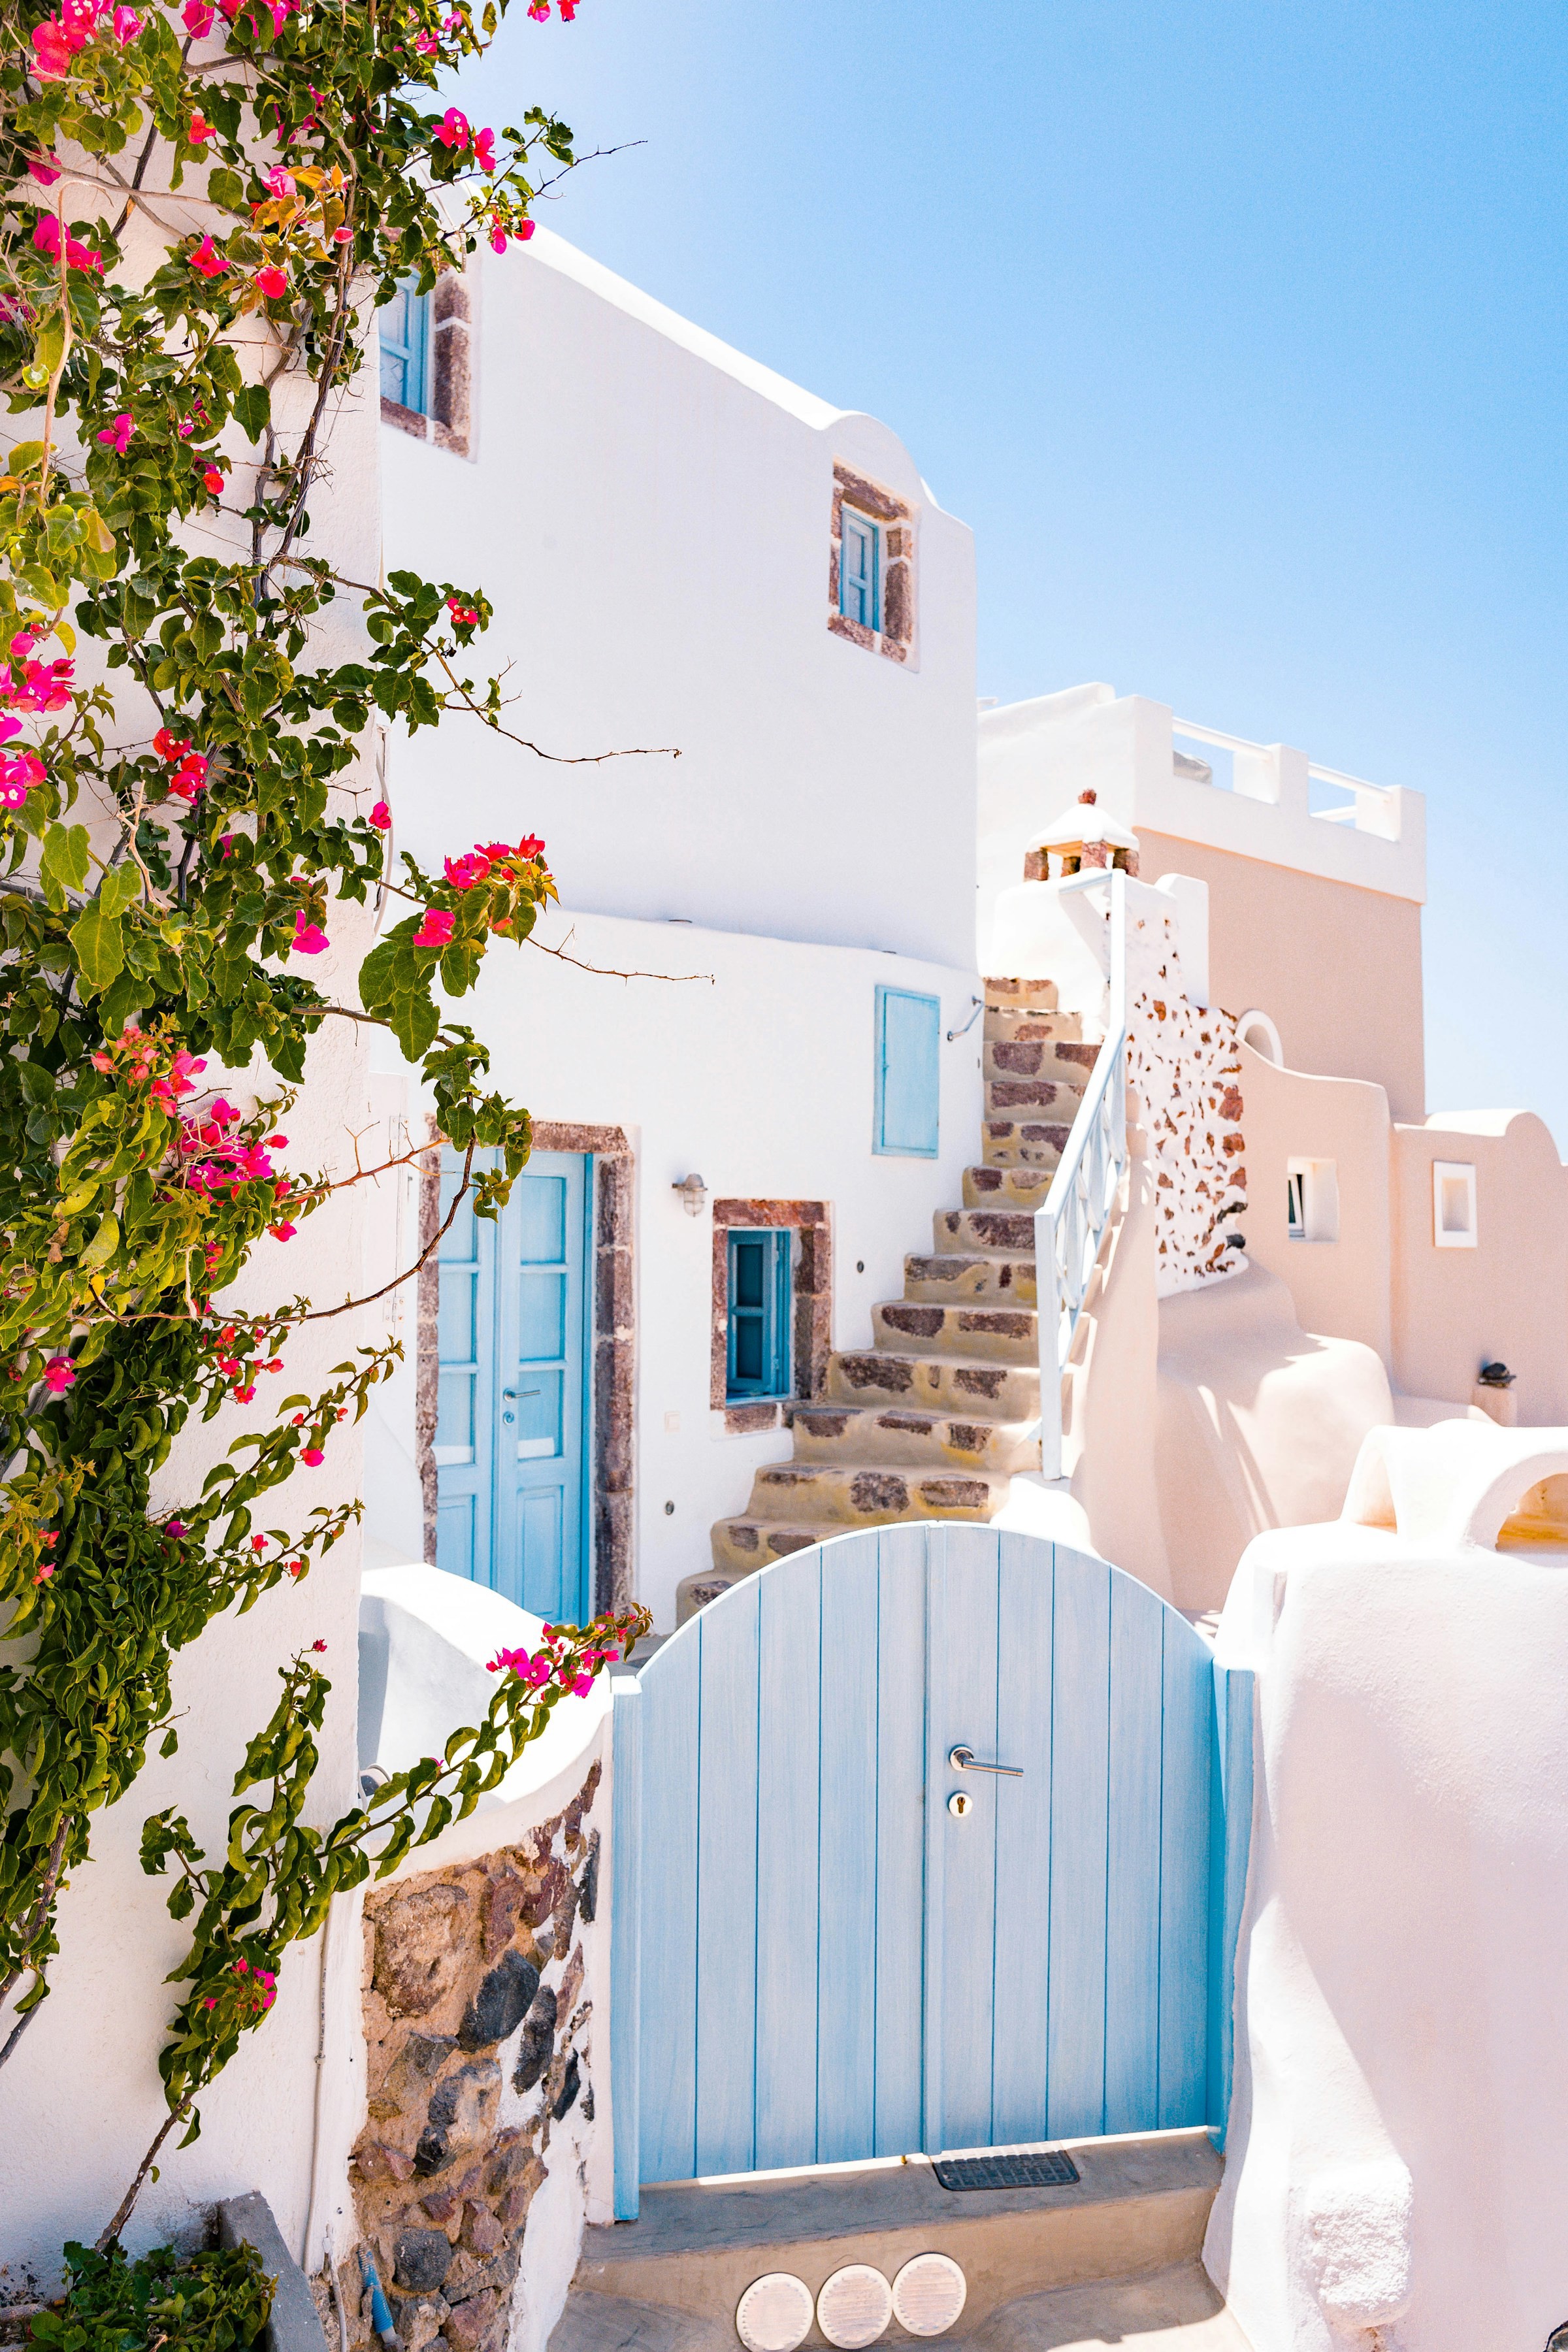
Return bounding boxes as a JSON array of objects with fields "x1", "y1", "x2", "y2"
[
  {"x1": 342, "y1": 1763, "x2": 602, "y2": 2352},
  {"x1": 1123, "y1": 896, "x2": 1247, "y2": 1294}
]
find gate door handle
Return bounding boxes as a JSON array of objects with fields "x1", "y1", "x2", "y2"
[{"x1": 949, "y1": 1744, "x2": 1023, "y2": 1778}]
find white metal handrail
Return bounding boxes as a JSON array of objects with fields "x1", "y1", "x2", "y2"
[{"x1": 1034, "y1": 871, "x2": 1128, "y2": 1481}]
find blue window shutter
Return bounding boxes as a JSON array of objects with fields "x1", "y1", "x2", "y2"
[
  {"x1": 875, "y1": 987, "x2": 941, "y2": 1157},
  {"x1": 840, "y1": 510, "x2": 879, "y2": 630},
  {"x1": 727, "y1": 1230, "x2": 792, "y2": 1400},
  {"x1": 380, "y1": 280, "x2": 431, "y2": 414}
]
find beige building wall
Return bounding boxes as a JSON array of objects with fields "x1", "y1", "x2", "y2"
[
  {"x1": 1136, "y1": 829, "x2": 1426, "y2": 1120},
  {"x1": 1391, "y1": 1111, "x2": 1568, "y2": 1419},
  {"x1": 1236, "y1": 1045, "x2": 1394, "y2": 1365}
]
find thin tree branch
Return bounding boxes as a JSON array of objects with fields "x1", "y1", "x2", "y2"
[
  {"x1": 95, "y1": 2104, "x2": 188, "y2": 2250},
  {"x1": 529, "y1": 928, "x2": 714, "y2": 985},
  {"x1": 300, "y1": 1137, "x2": 470, "y2": 1320}
]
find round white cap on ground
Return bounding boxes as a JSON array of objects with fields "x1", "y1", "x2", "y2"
[
  {"x1": 735, "y1": 2273, "x2": 815, "y2": 2352},
  {"x1": 891, "y1": 2253, "x2": 967, "y2": 2337},
  {"x1": 815, "y1": 2263, "x2": 893, "y2": 2349}
]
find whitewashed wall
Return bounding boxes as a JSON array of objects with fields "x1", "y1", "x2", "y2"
[
  {"x1": 379, "y1": 229, "x2": 978, "y2": 972},
  {"x1": 362, "y1": 906, "x2": 984, "y2": 1633}
]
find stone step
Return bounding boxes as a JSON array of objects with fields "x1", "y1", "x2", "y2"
[
  {"x1": 981, "y1": 1120, "x2": 1070, "y2": 1170},
  {"x1": 706, "y1": 1520, "x2": 829, "y2": 1581},
  {"x1": 791, "y1": 1401, "x2": 1039, "y2": 1474},
  {"x1": 985, "y1": 1005, "x2": 1084, "y2": 1045},
  {"x1": 552, "y1": 2265, "x2": 1248, "y2": 2352},
  {"x1": 962, "y1": 1166, "x2": 1055, "y2": 1212},
  {"x1": 984, "y1": 974, "x2": 1060, "y2": 1010},
  {"x1": 935, "y1": 1205, "x2": 1040, "y2": 1256},
  {"x1": 985, "y1": 1038, "x2": 1098, "y2": 1086},
  {"x1": 674, "y1": 1565, "x2": 755, "y2": 1624},
  {"x1": 825, "y1": 1348, "x2": 1041, "y2": 1420},
  {"x1": 745, "y1": 1460, "x2": 1007, "y2": 1527},
  {"x1": 873, "y1": 1300, "x2": 1037, "y2": 1364},
  {"x1": 904, "y1": 1251, "x2": 1037, "y2": 1306},
  {"x1": 985, "y1": 1079, "x2": 1083, "y2": 1122},
  {"x1": 561, "y1": 2131, "x2": 1227, "y2": 2342}
]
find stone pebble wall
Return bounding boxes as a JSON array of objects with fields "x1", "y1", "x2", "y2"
[
  {"x1": 338, "y1": 1764, "x2": 602, "y2": 2352},
  {"x1": 1123, "y1": 902, "x2": 1247, "y2": 1294}
]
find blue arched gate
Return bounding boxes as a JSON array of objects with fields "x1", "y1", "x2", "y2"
[{"x1": 608, "y1": 1525, "x2": 1253, "y2": 2217}]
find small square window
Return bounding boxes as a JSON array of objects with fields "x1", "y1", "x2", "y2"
[
  {"x1": 380, "y1": 278, "x2": 431, "y2": 415},
  {"x1": 1433, "y1": 1160, "x2": 1477, "y2": 1249},
  {"x1": 726, "y1": 1228, "x2": 793, "y2": 1401},
  {"x1": 840, "y1": 508, "x2": 881, "y2": 632},
  {"x1": 1286, "y1": 1158, "x2": 1339, "y2": 1243}
]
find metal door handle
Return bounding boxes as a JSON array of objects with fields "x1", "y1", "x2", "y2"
[
  {"x1": 502, "y1": 1389, "x2": 540, "y2": 1399},
  {"x1": 949, "y1": 1744, "x2": 1023, "y2": 1778}
]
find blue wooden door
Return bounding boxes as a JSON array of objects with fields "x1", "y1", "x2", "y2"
[
  {"x1": 434, "y1": 1148, "x2": 590, "y2": 1620},
  {"x1": 610, "y1": 1525, "x2": 1253, "y2": 2216}
]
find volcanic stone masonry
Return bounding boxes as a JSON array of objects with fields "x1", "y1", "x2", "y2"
[{"x1": 332, "y1": 1765, "x2": 603, "y2": 2352}]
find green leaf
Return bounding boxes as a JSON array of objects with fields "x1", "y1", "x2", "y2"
[
  {"x1": 233, "y1": 382, "x2": 272, "y2": 442},
  {"x1": 70, "y1": 900, "x2": 126, "y2": 994},
  {"x1": 39, "y1": 823, "x2": 91, "y2": 907}
]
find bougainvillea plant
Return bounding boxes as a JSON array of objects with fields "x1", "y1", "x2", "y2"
[{"x1": 0, "y1": 0, "x2": 632, "y2": 2162}]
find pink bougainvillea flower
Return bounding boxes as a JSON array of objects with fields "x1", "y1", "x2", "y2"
[
  {"x1": 154, "y1": 727, "x2": 191, "y2": 762},
  {"x1": 415, "y1": 28, "x2": 438, "y2": 54},
  {"x1": 265, "y1": 165, "x2": 295, "y2": 198},
  {"x1": 188, "y1": 112, "x2": 215, "y2": 144},
  {"x1": 301, "y1": 1447, "x2": 324, "y2": 1466},
  {"x1": 112, "y1": 7, "x2": 144, "y2": 41},
  {"x1": 96, "y1": 412, "x2": 134, "y2": 455},
  {"x1": 42, "y1": 1356, "x2": 74, "y2": 1394},
  {"x1": 559, "y1": 0, "x2": 578, "y2": 16},
  {"x1": 233, "y1": 1384, "x2": 256, "y2": 1402},
  {"x1": 167, "y1": 1518, "x2": 187, "y2": 1537},
  {"x1": 254, "y1": 265, "x2": 289, "y2": 299},
  {"x1": 289, "y1": 908, "x2": 329, "y2": 955},
  {"x1": 202, "y1": 467, "x2": 225, "y2": 495},
  {"x1": 489, "y1": 226, "x2": 508, "y2": 255},
  {"x1": 444, "y1": 851, "x2": 490, "y2": 890},
  {"x1": 446, "y1": 598, "x2": 479, "y2": 626},
  {"x1": 188, "y1": 235, "x2": 229, "y2": 278},
  {"x1": 269, "y1": 1220, "x2": 297, "y2": 1241},
  {"x1": 183, "y1": 0, "x2": 216, "y2": 27},
  {"x1": 434, "y1": 106, "x2": 470, "y2": 150},
  {"x1": 311, "y1": 1637, "x2": 327, "y2": 1652},
  {"x1": 32, "y1": 217, "x2": 102, "y2": 275},
  {"x1": 169, "y1": 757, "x2": 208, "y2": 802},
  {"x1": 517, "y1": 218, "x2": 536, "y2": 241},
  {"x1": 28, "y1": 155, "x2": 61, "y2": 186},
  {"x1": 10, "y1": 630, "x2": 35, "y2": 658},
  {"x1": 33, "y1": 1560, "x2": 55, "y2": 1585},
  {"x1": 369, "y1": 800, "x2": 391, "y2": 830},
  {"x1": 413, "y1": 907, "x2": 455, "y2": 949},
  {"x1": 527, "y1": 2, "x2": 549, "y2": 18},
  {"x1": 31, "y1": 21, "x2": 74, "y2": 77},
  {"x1": 472, "y1": 126, "x2": 496, "y2": 171}
]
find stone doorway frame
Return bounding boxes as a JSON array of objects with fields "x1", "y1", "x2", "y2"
[{"x1": 416, "y1": 1124, "x2": 635, "y2": 1616}]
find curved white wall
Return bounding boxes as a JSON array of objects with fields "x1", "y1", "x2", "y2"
[{"x1": 1209, "y1": 1426, "x2": 1568, "y2": 2349}]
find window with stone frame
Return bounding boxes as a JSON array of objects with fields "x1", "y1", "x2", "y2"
[
  {"x1": 380, "y1": 263, "x2": 474, "y2": 459},
  {"x1": 828, "y1": 461, "x2": 916, "y2": 664},
  {"x1": 710, "y1": 1200, "x2": 832, "y2": 1435}
]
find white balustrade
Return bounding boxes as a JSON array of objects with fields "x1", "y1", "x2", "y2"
[{"x1": 1034, "y1": 870, "x2": 1128, "y2": 1481}]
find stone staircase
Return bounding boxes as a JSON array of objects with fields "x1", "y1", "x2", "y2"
[{"x1": 684, "y1": 980, "x2": 1099, "y2": 1622}]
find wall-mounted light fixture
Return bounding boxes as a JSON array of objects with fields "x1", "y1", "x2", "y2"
[{"x1": 672, "y1": 1173, "x2": 708, "y2": 1217}]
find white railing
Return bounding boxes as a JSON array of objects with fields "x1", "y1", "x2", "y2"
[{"x1": 1034, "y1": 871, "x2": 1128, "y2": 1481}]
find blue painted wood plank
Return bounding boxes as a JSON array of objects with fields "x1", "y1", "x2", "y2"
[
  {"x1": 1208, "y1": 1663, "x2": 1256, "y2": 2143},
  {"x1": 1158, "y1": 1612, "x2": 1211, "y2": 2127},
  {"x1": 1103, "y1": 1572, "x2": 1164, "y2": 2134},
  {"x1": 755, "y1": 1552, "x2": 823, "y2": 2169},
  {"x1": 930, "y1": 1525, "x2": 1002, "y2": 2152},
  {"x1": 872, "y1": 1524, "x2": 927, "y2": 2157},
  {"x1": 919, "y1": 1526, "x2": 947, "y2": 2155},
  {"x1": 816, "y1": 1535, "x2": 882, "y2": 2163},
  {"x1": 991, "y1": 1531, "x2": 1055, "y2": 2146},
  {"x1": 694, "y1": 1581, "x2": 761, "y2": 2175},
  {"x1": 1046, "y1": 1545, "x2": 1112, "y2": 2140},
  {"x1": 610, "y1": 1672, "x2": 643, "y2": 2219},
  {"x1": 636, "y1": 1623, "x2": 702, "y2": 2186}
]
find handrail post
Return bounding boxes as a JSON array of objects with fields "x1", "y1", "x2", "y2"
[
  {"x1": 609, "y1": 1669, "x2": 643, "y2": 2220},
  {"x1": 1036, "y1": 1200, "x2": 1062, "y2": 1481}
]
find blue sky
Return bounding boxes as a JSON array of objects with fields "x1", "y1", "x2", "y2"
[{"x1": 463, "y1": 1, "x2": 1567, "y2": 1140}]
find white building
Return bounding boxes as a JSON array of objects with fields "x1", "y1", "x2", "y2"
[{"x1": 367, "y1": 230, "x2": 983, "y2": 1635}]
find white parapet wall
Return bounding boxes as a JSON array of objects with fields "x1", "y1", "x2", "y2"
[{"x1": 1207, "y1": 1422, "x2": 1568, "y2": 2350}]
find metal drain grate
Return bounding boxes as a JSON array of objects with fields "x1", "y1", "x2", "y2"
[{"x1": 931, "y1": 2148, "x2": 1081, "y2": 2192}]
